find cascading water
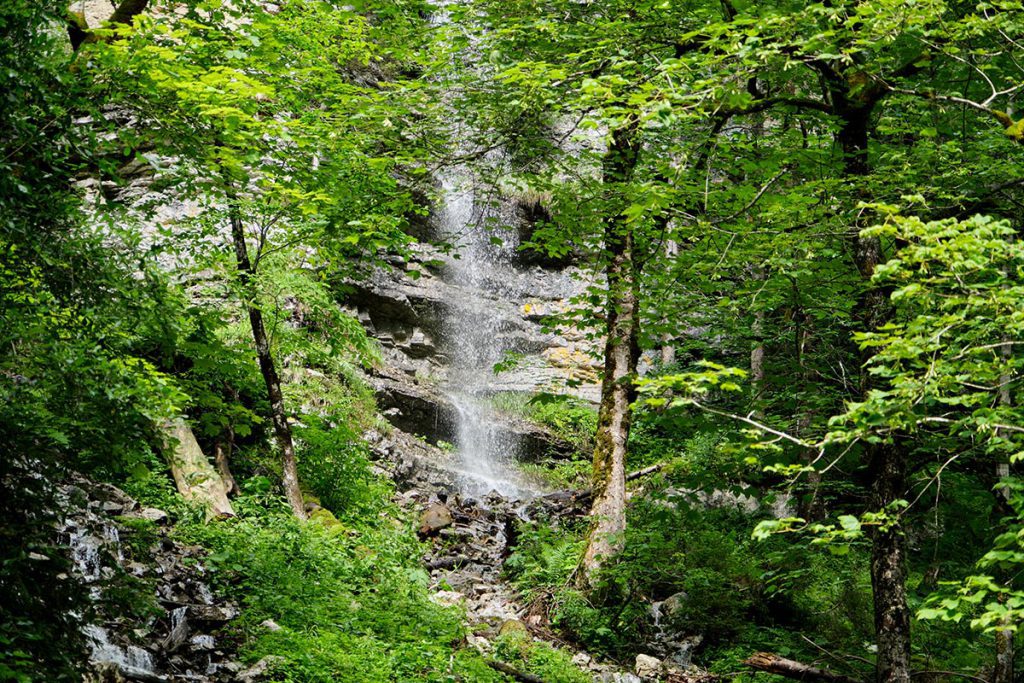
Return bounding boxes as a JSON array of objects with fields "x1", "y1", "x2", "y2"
[{"x1": 435, "y1": 168, "x2": 531, "y2": 498}]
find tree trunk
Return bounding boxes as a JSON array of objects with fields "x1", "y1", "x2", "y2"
[
  {"x1": 838, "y1": 103, "x2": 912, "y2": 683},
  {"x1": 868, "y1": 443, "x2": 911, "y2": 683},
  {"x1": 796, "y1": 316, "x2": 824, "y2": 521},
  {"x1": 161, "y1": 418, "x2": 234, "y2": 518},
  {"x1": 749, "y1": 266, "x2": 766, "y2": 410},
  {"x1": 577, "y1": 124, "x2": 641, "y2": 588},
  {"x1": 226, "y1": 188, "x2": 306, "y2": 520},
  {"x1": 994, "y1": 349, "x2": 1014, "y2": 683}
]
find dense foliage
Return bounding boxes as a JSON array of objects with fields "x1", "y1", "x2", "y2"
[{"x1": 4, "y1": 0, "x2": 1024, "y2": 681}]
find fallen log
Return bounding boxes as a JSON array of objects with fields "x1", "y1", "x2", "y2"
[
  {"x1": 744, "y1": 652, "x2": 861, "y2": 683},
  {"x1": 160, "y1": 418, "x2": 234, "y2": 518},
  {"x1": 569, "y1": 463, "x2": 664, "y2": 503},
  {"x1": 486, "y1": 659, "x2": 546, "y2": 683}
]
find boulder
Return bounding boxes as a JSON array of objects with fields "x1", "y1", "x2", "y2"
[
  {"x1": 635, "y1": 654, "x2": 665, "y2": 681},
  {"x1": 662, "y1": 591, "x2": 688, "y2": 618},
  {"x1": 418, "y1": 503, "x2": 453, "y2": 536},
  {"x1": 237, "y1": 655, "x2": 286, "y2": 683},
  {"x1": 498, "y1": 619, "x2": 529, "y2": 638},
  {"x1": 139, "y1": 508, "x2": 169, "y2": 525}
]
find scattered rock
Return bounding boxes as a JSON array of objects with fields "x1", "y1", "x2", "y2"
[
  {"x1": 236, "y1": 655, "x2": 286, "y2": 683},
  {"x1": 467, "y1": 634, "x2": 491, "y2": 653},
  {"x1": 635, "y1": 654, "x2": 664, "y2": 680},
  {"x1": 418, "y1": 503, "x2": 453, "y2": 536},
  {"x1": 260, "y1": 619, "x2": 282, "y2": 632},
  {"x1": 572, "y1": 652, "x2": 592, "y2": 667},
  {"x1": 101, "y1": 501, "x2": 124, "y2": 515},
  {"x1": 189, "y1": 634, "x2": 215, "y2": 651},
  {"x1": 187, "y1": 604, "x2": 238, "y2": 623},
  {"x1": 429, "y1": 590, "x2": 465, "y2": 607},
  {"x1": 139, "y1": 507, "x2": 169, "y2": 525}
]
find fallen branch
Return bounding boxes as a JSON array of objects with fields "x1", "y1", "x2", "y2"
[
  {"x1": 569, "y1": 463, "x2": 664, "y2": 502},
  {"x1": 744, "y1": 652, "x2": 861, "y2": 683},
  {"x1": 486, "y1": 659, "x2": 547, "y2": 683}
]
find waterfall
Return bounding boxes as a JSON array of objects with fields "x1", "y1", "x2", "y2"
[{"x1": 434, "y1": 168, "x2": 531, "y2": 498}]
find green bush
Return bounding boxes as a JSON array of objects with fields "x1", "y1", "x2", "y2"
[
  {"x1": 491, "y1": 393, "x2": 597, "y2": 455},
  {"x1": 176, "y1": 489, "x2": 503, "y2": 682},
  {"x1": 296, "y1": 418, "x2": 389, "y2": 519},
  {"x1": 493, "y1": 632, "x2": 590, "y2": 683}
]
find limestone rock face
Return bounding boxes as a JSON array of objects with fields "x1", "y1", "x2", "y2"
[{"x1": 344, "y1": 241, "x2": 603, "y2": 448}]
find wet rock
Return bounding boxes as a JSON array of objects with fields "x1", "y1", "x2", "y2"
[
  {"x1": 635, "y1": 654, "x2": 664, "y2": 681},
  {"x1": 163, "y1": 607, "x2": 189, "y2": 652},
  {"x1": 418, "y1": 503, "x2": 453, "y2": 536},
  {"x1": 59, "y1": 475, "x2": 242, "y2": 681},
  {"x1": 189, "y1": 634, "x2": 215, "y2": 651}
]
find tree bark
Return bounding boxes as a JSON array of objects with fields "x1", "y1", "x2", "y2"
[
  {"x1": 868, "y1": 443, "x2": 910, "y2": 683},
  {"x1": 486, "y1": 659, "x2": 547, "y2": 683},
  {"x1": 226, "y1": 187, "x2": 306, "y2": 519},
  {"x1": 835, "y1": 96, "x2": 911, "y2": 683},
  {"x1": 577, "y1": 124, "x2": 641, "y2": 588},
  {"x1": 994, "y1": 348, "x2": 1014, "y2": 683},
  {"x1": 795, "y1": 315, "x2": 824, "y2": 521},
  {"x1": 161, "y1": 418, "x2": 234, "y2": 518}
]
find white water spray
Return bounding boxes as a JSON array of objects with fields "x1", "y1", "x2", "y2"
[{"x1": 434, "y1": 169, "x2": 532, "y2": 498}]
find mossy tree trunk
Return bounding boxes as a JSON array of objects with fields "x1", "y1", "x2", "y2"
[{"x1": 578, "y1": 124, "x2": 641, "y2": 588}]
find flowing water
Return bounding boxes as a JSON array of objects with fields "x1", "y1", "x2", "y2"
[
  {"x1": 434, "y1": 168, "x2": 532, "y2": 498},
  {"x1": 63, "y1": 513, "x2": 163, "y2": 680}
]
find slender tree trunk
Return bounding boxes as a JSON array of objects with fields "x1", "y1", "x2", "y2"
[
  {"x1": 838, "y1": 103, "x2": 911, "y2": 683},
  {"x1": 226, "y1": 186, "x2": 306, "y2": 519},
  {"x1": 578, "y1": 125, "x2": 641, "y2": 588},
  {"x1": 660, "y1": 239, "x2": 679, "y2": 366},
  {"x1": 869, "y1": 442, "x2": 911, "y2": 683},
  {"x1": 750, "y1": 266, "x2": 766, "y2": 409},
  {"x1": 795, "y1": 313, "x2": 824, "y2": 521},
  {"x1": 994, "y1": 348, "x2": 1014, "y2": 683}
]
